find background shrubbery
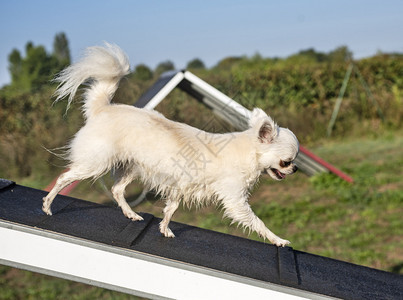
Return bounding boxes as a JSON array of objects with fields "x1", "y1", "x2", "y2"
[
  {"x1": 3, "y1": 39, "x2": 402, "y2": 175},
  {"x1": 2, "y1": 39, "x2": 402, "y2": 214},
  {"x1": 2, "y1": 38, "x2": 402, "y2": 179}
]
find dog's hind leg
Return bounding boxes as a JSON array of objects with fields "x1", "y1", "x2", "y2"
[
  {"x1": 42, "y1": 168, "x2": 86, "y2": 215},
  {"x1": 159, "y1": 199, "x2": 180, "y2": 238},
  {"x1": 111, "y1": 169, "x2": 143, "y2": 221}
]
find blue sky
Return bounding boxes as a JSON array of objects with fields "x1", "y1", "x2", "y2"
[{"x1": 1, "y1": 0, "x2": 402, "y2": 87}]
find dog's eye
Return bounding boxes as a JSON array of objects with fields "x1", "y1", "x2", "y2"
[{"x1": 280, "y1": 160, "x2": 291, "y2": 167}]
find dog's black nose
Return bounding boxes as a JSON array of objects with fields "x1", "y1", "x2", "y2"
[{"x1": 293, "y1": 165, "x2": 298, "y2": 173}]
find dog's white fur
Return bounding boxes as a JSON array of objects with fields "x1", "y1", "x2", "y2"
[{"x1": 42, "y1": 43, "x2": 299, "y2": 246}]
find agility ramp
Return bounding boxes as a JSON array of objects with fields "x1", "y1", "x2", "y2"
[
  {"x1": 134, "y1": 70, "x2": 353, "y2": 182},
  {"x1": 1, "y1": 179, "x2": 402, "y2": 299}
]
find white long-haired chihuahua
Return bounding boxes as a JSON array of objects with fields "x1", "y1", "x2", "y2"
[{"x1": 42, "y1": 43, "x2": 299, "y2": 246}]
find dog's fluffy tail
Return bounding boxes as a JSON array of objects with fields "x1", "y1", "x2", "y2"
[{"x1": 53, "y1": 42, "x2": 130, "y2": 118}]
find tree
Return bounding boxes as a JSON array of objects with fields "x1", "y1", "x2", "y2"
[
  {"x1": 8, "y1": 49, "x2": 22, "y2": 83},
  {"x1": 8, "y1": 42, "x2": 51, "y2": 91},
  {"x1": 155, "y1": 60, "x2": 175, "y2": 75},
  {"x1": 215, "y1": 56, "x2": 242, "y2": 69},
  {"x1": 132, "y1": 64, "x2": 153, "y2": 81},
  {"x1": 24, "y1": 44, "x2": 55, "y2": 90},
  {"x1": 297, "y1": 48, "x2": 327, "y2": 62},
  {"x1": 53, "y1": 32, "x2": 71, "y2": 67},
  {"x1": 328, "y1": 46, "x2": 353, "y2": 63},
  {"x1": 186, "y1": 58, "x2": 205, "y2": 69},
  {"x1": 7, "y1": 35, "x2": 71, "y2": 93}
]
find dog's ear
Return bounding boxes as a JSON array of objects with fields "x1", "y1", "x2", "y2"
[
  {"x1": 258, "y1": 121, "x2": 278, "y2": 143},
  {"x1": 249, "y1": 108, "x2": 278, "y2": 143}
]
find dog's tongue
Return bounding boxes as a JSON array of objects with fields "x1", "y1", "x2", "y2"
[{"x1": 275, "y1": 169, "x2": 286, "y2": 179}]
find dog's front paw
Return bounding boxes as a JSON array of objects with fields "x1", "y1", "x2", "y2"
[
  {"x1": 42, "y1": 197, "x2": 52, "y2": 216},
  {"x1": 273, "y1": 238, "x2": 290, "y2": 247}
]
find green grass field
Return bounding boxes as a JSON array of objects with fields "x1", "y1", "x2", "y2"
[{"x1": 1, "y1": 132, "x2": 402, "y2": 299}]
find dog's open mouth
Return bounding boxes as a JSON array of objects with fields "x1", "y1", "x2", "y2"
[{"x1": 270, "y1": 168, "x2": 286, "y2": 180}]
